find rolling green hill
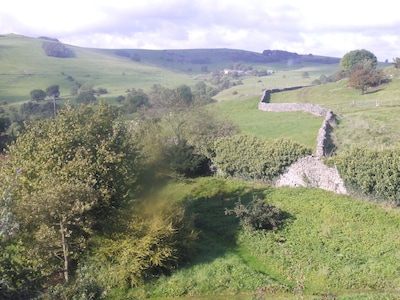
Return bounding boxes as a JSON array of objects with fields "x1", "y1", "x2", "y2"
[
  {"x1": 0, "y1": 34, "x2": 340, "y2": 104},
  {"x1": 0, "y1": 34, "x2": 196, "y2": 103}
]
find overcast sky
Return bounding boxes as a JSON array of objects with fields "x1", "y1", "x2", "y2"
[{"x1": 1, "y1": 0, "x2": 398, "y2": 61}]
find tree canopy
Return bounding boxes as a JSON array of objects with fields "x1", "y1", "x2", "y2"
[
  {"x1": 1, "y1": 103, "x2": 142, "y2": 285},
  {"x1": 340, "y1": 49, "x2": 378, "y2": 71}
]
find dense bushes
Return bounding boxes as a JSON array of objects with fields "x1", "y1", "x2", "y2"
[
  {"x1": 334, "y1": 147, "x2": 400, "y2": 203},
  {"x1": 211, "y1": 134, "x2": 312, "y2": 181}
]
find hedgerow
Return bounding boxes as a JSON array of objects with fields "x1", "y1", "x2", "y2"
[
  {"x1": 334, "y1": 147, "x2": 400, "y2": 203},
  {"x1": 211, "y1": 134, "x2": 312, "y2": 181}
]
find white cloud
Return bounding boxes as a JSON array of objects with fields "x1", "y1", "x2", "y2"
[{"x1": 0, "y1": 0, "x2": 398, "y2": 60}]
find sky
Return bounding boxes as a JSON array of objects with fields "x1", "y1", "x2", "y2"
[{"x1": 0, "y1": 0, "x2": 398, "y2": 61}]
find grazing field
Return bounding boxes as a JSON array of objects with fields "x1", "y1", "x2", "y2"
[
  {"x1": 213, "y1": 96, "x2": 322, "y2": 151},
  {"x1": 0, "y1": 34, "x2": 196, "y2": 103}
]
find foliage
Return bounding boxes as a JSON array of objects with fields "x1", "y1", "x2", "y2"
[
  {"x1": 76, "y1": 83, "x2": 96, "y2": 104},
  {"x1": 165, "y1": 139, "x2": 210, "y2": 177},
  {"x1": 46, "y1": 84, "x2": 60, "y2": 98},
  {"x1": 122, "y1": 88, "x2": 150, "y2": 114},
  {"x1": 42, "y1": 41, "x2": 75, "y2": 58},
  {"x1": 225, "y1": 198, "x2": 285, "y2": 231},
  {"x1": 333, "y1": 147, "x2": 400, "y2": 203},
  {"x1": 348, "y1": 66, "x2": 384, "y2": 94},
  {"x1": 211, "y1": 134, "x2": 312, "y2": 181},
  {"x1": 1, "y1": 103, "x2": 142, "y2": 288},
  {"x1": 20, "y1": 101, "x2": 58, "y2": 121},
  {"x1": 136, "y1": 85, "x2": 237, "y2": 178},
  {"x1": 29, "y1": 89, "x2": 46, "y2": 101},
  {"x1": 393, "y1": 57, "x2": 400, "y2": 71},
  {"x1": 87, "y1": 199, "x2": 197, "y2": 290},
  {"x1": 340, "y1": 49, "x2": 378, "y2": 71}
]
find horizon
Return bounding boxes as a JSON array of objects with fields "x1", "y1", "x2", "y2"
[{"x1": 1, "y1": 1, "x2": 398, "y2": 62}]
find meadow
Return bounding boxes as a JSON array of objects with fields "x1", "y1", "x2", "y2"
[
  {"x1": 114, "y1": 178, "x2": 400, "y2": 299},
  {"x1": 2, "y1": 34, "x2": 400, "y2": 299}
]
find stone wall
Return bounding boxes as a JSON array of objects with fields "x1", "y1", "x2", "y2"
[
  {"x1": 258, "y1": 88, "x2": 346, "y2": 194},
  {"x1": 258, "y1": 95, "x2": 336, "y2": 157},
  {"x1": 260, "y1": 86, "x2": 306, "y2": 103},
  {"x1": 276, "y1": 156, "x2": 347, "y2": 194}
]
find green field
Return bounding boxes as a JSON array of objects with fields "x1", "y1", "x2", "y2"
[
  {"x1": 112, "y1": 178, "x2": 400, "y2": 299},
  {"x1": 0, "y1": 34, "x2": 196, "y2": 104}
]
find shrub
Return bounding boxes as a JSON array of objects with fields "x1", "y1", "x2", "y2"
[
  {"x1": 212, "y1": 134, "x2": 311, "y2": 181},
  {"x1": 225, "y1": 198, "x2": 285, "y2": 231},
  {"x1": 88, "y1": 200, "x2": 197, "y2": 289}
]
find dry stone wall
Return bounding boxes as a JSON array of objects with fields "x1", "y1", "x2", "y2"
[
  {"x1": 258, "y1": 88, "x2": 347, "y2": 194},
  {"x1": 276, "y1": 156, "x2": 347, "y2": 194}
]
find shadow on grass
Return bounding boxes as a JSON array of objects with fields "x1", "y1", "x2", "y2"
[
  {"x1": 181, "y1": 180, "x2": 292, "y2": 266},
  {"x1": 365, "y1": 88, "x2": 384, "y2": 95}
]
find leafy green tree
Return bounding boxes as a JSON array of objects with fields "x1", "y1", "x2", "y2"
[
  {"x1": 76, "y1": 83, "x2": 96, "y2": 104},
  {"x1": 122, "y1": 88, "x2": 150, "y2": 114},
  {"x1": 29, "y1": 89, "x2": 46, "y2": 101},
  {"x1": 340, "y1": 49, "x2": 378, "y2": 71},
  {"x1": 2, "y1": 103, "x2": 142, "y2": 285},
  {"x1": 45, "y1": 85, "x2": 60, "y2": 99}
]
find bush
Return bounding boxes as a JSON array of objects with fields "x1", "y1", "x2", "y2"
[
  {"x1": 334, "y1": 147, "x2": 400, "y2": 203},
  {"x1": 212, "y1": 134, "x2": 312, "y2": 181},
  {"x1": 87, "y1": 200, "x2": 197, "y2": 289},
  {"x1": 225, "y1": 198, "x2": 285, "y2": 231},
  {"x1": 165, "y1": 139, "x2": 210, "y2": 177}
]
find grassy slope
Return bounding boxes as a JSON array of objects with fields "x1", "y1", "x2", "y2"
[
  {"x1": 212, "y1": 66, "x2": 340, "y2": 151},
  {"x1": 267, "y1": 69, "x2": 400, "y2": 152},
  {"x1": 0, "y1": 34, "x2": 196, "y2": 104},
  {"x1": 122, "y1": 178, "x2": 400, "y2": 299}
]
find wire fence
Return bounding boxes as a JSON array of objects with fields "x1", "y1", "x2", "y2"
[{"x1": 318, "y1": 99, "x2": 400, "y2": 114}]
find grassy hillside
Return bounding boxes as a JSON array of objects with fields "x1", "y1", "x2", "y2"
[
  {"x1": 0, "y1": 34, "x2": 196, "y2": 103},
  {"x1": 115, "y1": 177, "x2": 400, "y2": 299}
]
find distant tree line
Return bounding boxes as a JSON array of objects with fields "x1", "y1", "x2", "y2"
[
  {"x1": 115, "y1": 50, "x2": 141, "y2": 62},
  {"x1": 42, "y1": 41, "x2": 75, "y2": 58}
]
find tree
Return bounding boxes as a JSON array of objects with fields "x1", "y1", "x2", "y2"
[
  {"x1": 29, "y1": 89, "x2": 46, "y2": 102},
  {"x1": 76, "y1": 83, "x2": 96, "y2": 104},
  {"x1": 42, "y1": 41, "x2": 74, "y2": 58},
  {"x1": 2, "y1": 103, "x2": 142, "y2": 285},
  {"x1": 393, "y1": 57, "x2": 400, "y2": 71},
  {"x1": 45, "y1": 85, "x2": 60, "y2": 99},
  {"x1": 340, "y1": 49, "x2": 378, "y2": 71},
  {"x1": 348, "y1": 67, "x2": 383, "y2": 94},
  {"x1": 122, "y1": 88, "x2": 150, "y2": 114}
]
